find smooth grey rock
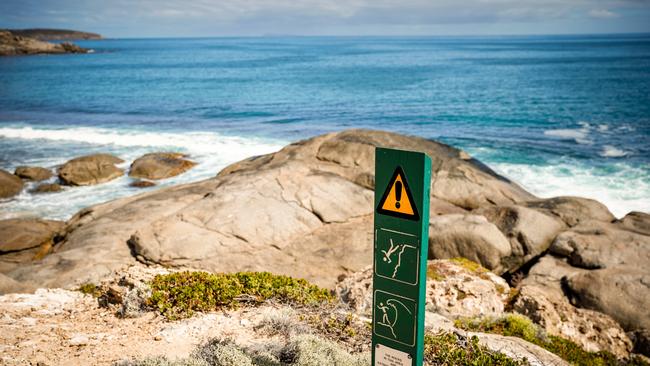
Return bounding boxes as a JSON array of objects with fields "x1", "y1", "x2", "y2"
[
  {"x1": 428, "y1": 214, "x2": 512, "y2": 274},
  {"x1": 477, "y1": 205, "x2": 566, "y2": 272}
]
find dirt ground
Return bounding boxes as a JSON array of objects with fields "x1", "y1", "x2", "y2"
[{"x1": 0, "y1": 266, "x2": 275, "y2": 366}]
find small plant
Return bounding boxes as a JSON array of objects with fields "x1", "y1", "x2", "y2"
[
  {"x1": 78, "y1": 283, "x2": 102, "y2": 297},
  {"x1": 147, "y1": 271, "x2": 333, "y2": 320},
  {"x1": 424, "y1": 332, "x2": 527, "y2": 366},
  {"x1": 455, "y1": 314, "x2": 650, "y2": 366},
  {"x1": 450, "y1": 257, "x2": 489, "y2": 274},
  {"x1": 427, "y1": 265, "x2": 446, "y2": 281}
]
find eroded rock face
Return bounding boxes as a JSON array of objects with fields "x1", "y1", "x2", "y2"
[
  {"x1": 0, "y1": 219, "x2": 65, "y2": 275},
  {"x1": 513, "y1": 285, "x2": 632, "y2": 359},
  {"x1": 14, "y1": 166, "x2": 53, "y2": 181},
  {"x1": 58, "y1": 154, "x2": 124, "y2": 186},
  {"x1": 335, "y1": 259, "x2": 510, "y2": 319},
  {"x1": 0, "y1": 169, "x2": 24, "y2": 198},
  {"x1": 128, "y1": 153, "x2": 196, "y2": 180},
  {"x1": 4, "y1": 130, "x2": 533, "y2": 292}
]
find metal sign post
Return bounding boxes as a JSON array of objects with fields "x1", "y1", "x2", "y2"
[{"x1": 372, "y1": 147, "x2": 431, "y2": 366}]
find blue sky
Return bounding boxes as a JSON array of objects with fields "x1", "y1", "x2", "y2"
[{"x1": 1, "y1": 0, "x2": 649, "y2": 37}]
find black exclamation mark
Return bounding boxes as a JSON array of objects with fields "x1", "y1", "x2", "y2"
[{"x1": 395, "y1": 181, "x2": 402, "y2": 209}]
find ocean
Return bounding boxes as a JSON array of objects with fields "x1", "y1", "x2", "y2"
[{"x1": 0, "y1": 35, "x2": 649, "y2": 220}]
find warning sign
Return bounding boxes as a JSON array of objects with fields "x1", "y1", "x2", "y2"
[
  {"x1": 375, "y1": 228, "x2": 419, "y2": 285},
  {"x1": 376, "y1": 166, "x2": 419, "y2": 221}
]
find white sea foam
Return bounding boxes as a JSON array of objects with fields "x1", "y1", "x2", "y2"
[
  {"x1": 0, "y1": 126, "x2": 279, "y2": 158},
  {"x1": 491, "y1": 161, "x2": 649, "y2": 218},
  {"x1": 599, "y1": 145, "x2": 628, "y2": 158},
  {"x1": 0, "y1": 126, "x2": 286, "y2": 220},
  {"x1": 544, "y1": 123, "x2": 593, "y2": 144}
]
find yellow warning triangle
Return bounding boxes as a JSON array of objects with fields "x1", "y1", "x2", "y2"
[{"x1": 376, "y1": 166, "x2": 419, "y2": 221}]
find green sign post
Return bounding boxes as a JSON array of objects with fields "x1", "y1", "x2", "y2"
[{"x1": 372, "y1": 147, "x2": 431, "y2": 366}]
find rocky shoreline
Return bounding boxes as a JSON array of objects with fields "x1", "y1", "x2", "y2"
[
  {"x1": 0, "y1": 30, "x2": 90, "y2": 56},
  {"x1": 1, "y1": 129, "x2": 648, "y2": 364}
]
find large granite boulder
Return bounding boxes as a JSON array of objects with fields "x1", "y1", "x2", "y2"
[
  {"x1": 550, "y1": 220, "x2": 650, "y2": 270},
  {"x1": 565, "y1": 268, "x2": 650, "y2": 333},
  {"x1": 128, "y1": 153, "x2": 196, "y2": 180},
  {"x1": 0, "y1": 219, "x2": 65, "y2": 275},
  {"x1": 3, "y1": 130, "x2": 532, "y2": 292},
  {"x1": 0, "y1": 169, "x2": 23, "y2": 198},
  {"x1": 428, "y1": 214, "x2": 511, "y2": 274},
  {"x1": 14, "y1": 166, "x2": 53, "y2": 181},
  {"x1": 476, "y1": 205, "x2": 565, "y2": 272},
  {"x1": 58, "y1": 154, "x2": 124, "y2": 186},
  {"x1": 524, "y1": 196, "x2": 615, "y2": 227}
]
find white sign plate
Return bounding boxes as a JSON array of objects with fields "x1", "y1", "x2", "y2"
[{"x1": 374, "y1": 343, "x2": 412, "y2": 366}]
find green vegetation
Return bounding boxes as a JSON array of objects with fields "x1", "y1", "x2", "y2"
[
  {"x1": 427, "y1": 265, "x2": 446, "y2": 281},
  {"x1": 450, "y1": 257, "x2": 489, "y2": 274},
  {"x1": 147, "y1": 271, "x2": 333, "y2": 320},
  {"x1": 424, "y1": 332, "x2": 527, "y2": 366},
  {"x1": 78, "y1": 282, "x2": 101, "y2": 297},
  {"x1": 455, "y1": 314, "x2": 649, "y2": 366}
]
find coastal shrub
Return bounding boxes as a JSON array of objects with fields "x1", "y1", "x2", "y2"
[
  {"x1": 278, "y1": 334, "x2": 369, "y2": 366},
  {"x1": 147, "y1": 271, "x2": 333, "y2": 320},
  {"x1": 119, "y1": 284, "x2": 152, "y2": 318},
  {"x1": 427, "y1": 265, "x2": 446, "y2": 281},
  {"x1": 455, "y1": 314, "x2": 650, "y2": 366},
  {"x1": 256, "y1": 307, "x2": 310, "y2": 338},
  {"x1": 78, "y1": 283, "x2": 102, "y2": 297},
  {"x1": 193, "y1": 338, "x2": 254, "y2": 366},
  {"x1": 450, "y1": 257, "x2": 489, "y2": 275},
  {"x1": 424, "y1": 332, "x2": 527, "y2": 366}
]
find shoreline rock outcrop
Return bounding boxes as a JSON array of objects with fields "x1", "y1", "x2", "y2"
[
  {"x1": 129, "y1": 152, "x2": 196, "y2": 180},
  {"x1": 0, "y1": 168, "x2": 24, "y2": 198},
  {"x1": 14, "y1": 166, "x2": 53, "y2": 181},
  {"x1": 0, "y1": 129, "x2": 647, "y2": 358},
  {"x1": 0, "y1": 30, "x2": 89, "y2": 56},
  {"x1": 58, "y1": 153, "x2": 124, "y2": 186}
]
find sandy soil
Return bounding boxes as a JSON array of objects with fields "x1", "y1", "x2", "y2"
[{"x1": 0, "y1": 266, "x2": 274, "y2": 366}]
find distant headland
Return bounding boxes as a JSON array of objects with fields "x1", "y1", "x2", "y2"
[
  {"x1": 0, "y1": 28, "x2": 101, "y2": 56},
  {"x1": 8, "y1": 28, "x2": 102, "y2": 41}
]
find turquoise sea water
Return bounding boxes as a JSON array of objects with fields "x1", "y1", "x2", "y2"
[{"x1": 1, "y1": 35, "x2": 649, "y2": 219}]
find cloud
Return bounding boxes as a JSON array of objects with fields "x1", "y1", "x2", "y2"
[
  {"x1": 0, "y1": 0, "x2": 648, "y2": 36},
  {"x1": 588, "y1": 8, "x2": 620, "y2": 18}
]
